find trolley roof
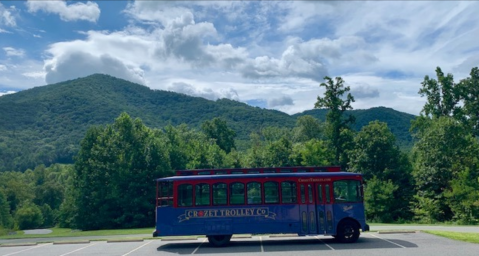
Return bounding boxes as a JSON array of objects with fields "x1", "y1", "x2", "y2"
[{"x1": 156, "y1": 171, "x2": 362, "y2": 182}]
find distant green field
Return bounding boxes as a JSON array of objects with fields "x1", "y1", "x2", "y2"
[
  {"x1": 0, "y1": 227, "x2": 153, "y2": 239},
  {"x1": 425, "y1": 231, "x2": 479, "y2": 244},
  {"x1": 369, "y1": 223, "x2": 479, "y2": 226}
]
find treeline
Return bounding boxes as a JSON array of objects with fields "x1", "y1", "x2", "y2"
[
  {"x1": 0, "y1": 164, "x2": 72, "y2": 234},
  {"x1": 0, "y1": 67, "x2": 478, "y2": 232}
]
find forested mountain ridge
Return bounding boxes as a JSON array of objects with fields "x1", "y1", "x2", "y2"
[
  {"x1": 294, "y1": 107, "x2": 416, "y2": 149},
  {"x1": 0, "y1": 74, "x2": 415, "y2": 172}
]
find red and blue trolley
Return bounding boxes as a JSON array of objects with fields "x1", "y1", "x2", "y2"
[{"x1": 154, "y1": 166, "x2": 369, "y2": 246}]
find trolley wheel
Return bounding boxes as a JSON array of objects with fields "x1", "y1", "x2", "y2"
[
  {"x1": 335, "y1": 220, "x2": 360, "y2": 243},
  {"x1": 207, "y1": 235, "x2": 232, "y2": 247}
]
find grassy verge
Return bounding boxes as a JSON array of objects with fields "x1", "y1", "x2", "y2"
[
  {"x1": 369, "y1": 223, "x2": 478, "y2": 226},
  {"x1": 424, "y1": 231, "x2": 479, "y2": 244},
  {"x1": 0, "y1": 227, "x2": 154, "y2": 239}
]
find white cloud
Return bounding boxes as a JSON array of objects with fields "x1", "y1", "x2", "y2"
[
  {"x1": 350, "y1": 84, "x2": 380, "y2": 99},
  {"x1": 26, "y1": 0, "x2": 100, "y2": 23},
  {"x1": 341, "y1": 74, "x2": 425, "y2": 115},
  {"x1": 0, "y1": 3, "x2": 16, "y2": 27},
  {"x1": 0, "y1": 59, "x2": 45, "y2": 90},
  {"x1": 154, "y1": 12, "x2": 219, "y2": 66},
  {"x1": 41, "y1": 11, "x2": 251, "y2": 86},
  {"x1": 168, "y1": 82, "x2": 239, "y2": 101},
  {"x1": 274, "y1": 1, "x2": 479, "y2": 79},
  {"x1": 268, "y1": 96, "x2": 294, "y2": 107},
  {"x1": 240, "y1": 36, "x2": 377, "y2": 82},
  {"x1": 5, "y1": 0, "x2": 478, "y2": 117},
  {"x1": 44, "y1": 51, "x2": 145, "y2": 85},
  {"x1": 22, "y1": 71, "x2": 45, "y2": 79},
  {"x1": 0, "y1": 90, "x2": 16, "y2": 97},
  {"x1": 124, "y1": 1, "x2": 193, "y2": 26},
  {"x1": 3, "y1": 47, "x2": 25, "y2": 57},
  {"x1": 453, "y1": 55, "x2": 479, "y2": 75}
]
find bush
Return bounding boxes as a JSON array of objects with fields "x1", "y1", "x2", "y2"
[
  {"x1": 0, "y1": 190, "x2": 13, "y2": 229},
  {"x1": 14, "y1": 202, "x2": 44, "y2": 230},
  {"x1": 40, "y1": 204, "x2": 56, "y2": 228}
]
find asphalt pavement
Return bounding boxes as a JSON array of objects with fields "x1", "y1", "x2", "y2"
[
  {"x1": 1, "y1": 232, "x2": 479, "y2": 256},
  {"x1": 1, "y1": 225, "x2": 479, "y2": 245}
]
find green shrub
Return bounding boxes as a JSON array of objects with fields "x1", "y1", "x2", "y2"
[{"x1": 14, "y1": 202, "x2": 44, "y2": 230}]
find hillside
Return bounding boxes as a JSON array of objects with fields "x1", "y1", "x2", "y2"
[
  {"x1": 294, "y1": 107, "x2": 416, "y2": 149},
  {"x1": 0, "y1": 74, "x2": 416, "y2": 171},
  {"x1": 0, "y1": 74, "x2": 296, "y2": 171}
]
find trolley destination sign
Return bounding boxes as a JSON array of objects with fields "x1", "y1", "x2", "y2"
[
  {"x1": 178, "y1": 207, "x2": 276, "y2": 222},
  {"x1": 298, "y1": 177, "x2": 331, "y2": 182}
]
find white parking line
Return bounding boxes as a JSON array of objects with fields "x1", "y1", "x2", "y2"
[
  {"x1": 191, "y1": 238, "x2": 207, "y2": 254},
  {"x1": 368, "y1": 233, "x2": 406, "y2": 248},
  {"x1": 59, "y1": 242, "x2": 98, "y2": 256},
  {"x1": 315, "y1": 236, "x2": 335, "y2": 250},
  {"x1": 122, "y1": 240, "x2": 154, "y2": 256},
  {"x1": 2, "y1": 243, "x2": 50, "y2": 256},
  {"x1": 259, "y1": 236, "x2": 264, "y2": 252}
]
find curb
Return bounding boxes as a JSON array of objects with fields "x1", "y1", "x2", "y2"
[
  {"x1": 107, "y1": 239, "x2": 144, "y2": 243},
  {"x1": 233, "y1": 235, "x2": 252, "y2": 239},
  {"x1": 1, "y1": 243, "x2": 37, "y2": 247},
  {"x1": 53, "y1": 240, "x2": 90, "y2": 245},
  {"x1": 269, "y1": 234, "x2": 298, "y2": 238},
  {"x1": 377, "y1": 230, "x2": 417, "y2": 234},
  {"x1": 161, "y1": 237, "x2": 198, "y2": 241}
]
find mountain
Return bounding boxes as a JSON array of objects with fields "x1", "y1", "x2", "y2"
[
  {"x1": 0, "y1": 74, "x2": 296, "y2": 171},
  {"x1": 294, "y1": 107, "x2": 416, "y2": 149},
  {"x1": 0, "y1": 74, "x2": 416, "y2": 172}
]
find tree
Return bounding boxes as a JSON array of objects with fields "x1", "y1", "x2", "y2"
[
  {"x1": 39, "y1": 204, "x2": 55, "y2": 228},
  {"x1": 445, "y1": 167, "x2": 479, "y2": 224},
  {"x1": 34, "y1": 182, "x2": 63, "y2": 212},
  {"x1": 412, "y1": 117, "x2": 475, "y2": 222},
  {"x1": 349, "y1": 121, "x2": 413, "y2": 220},
  {"x1": 1, "y1": 174, "x2": 34, "y2": 214},
  {"x1": 337, "y1": 128, "x2": 355, "y2": 170},
  {"x1": 264, "y1": 137, "x2": 293, "y2": 167},
  {"x1": 163, "y1": 124, "x2": 189, "y2": 171},
  {"x1": 364, "y1": 176, "x2": 398, "y2": 222},
  {"x1": 244, "y1": 132, "x2": 267, "y2": 168},
  {"x1": 0, "y1": 190, "x2": 13, "y2": 229},
  {"x1": 224, "y1": 149, "x2": 243, "y2": 168},
  {"x1": 262, "y1": 127, "x2": 292, "y2": 143},
  {"x1": 73, "y1": 113, "x2": 171, "y2": 230},
  {"x1": 349, "y1": 121, "x2": 400, "y2": 180},
  {"x1": 57, "y1": 175, "x2": 77, "y2": 228},
  {"x1": 201, "y1": 118, "x2": 236, "y2": 153},
  {"x1": 14, "y1": 201, "x2": 43, "y2": 230},
  {"x1": 293, "y1": 115, "x2": 324, "y2": 143},
  {"x1": 458, "y1": 67, "x2": 479, "y2": 136},
  {"x1": 314, "y1": 76, "x2": 355, "y2": 165},
  {"x1": 418, "y1": 67, "x2": 461, "y2": 118},
  {"x1": 291, "y1": 139, "x2": 331, "y2": 166}
]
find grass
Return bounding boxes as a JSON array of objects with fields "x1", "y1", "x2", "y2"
[
  {"x1": 424, "y1": 230, "x2": 479, "y2": 244},
  {"x1": 0, "y1": 227, "x2": 154, "y2": 239},
  {"x1": 368, "y1": 222, "x2": 479, "y2": 226}
]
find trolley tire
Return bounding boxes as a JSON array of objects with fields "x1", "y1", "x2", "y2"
[
  {"x1": 207, "y1": 235, "x2": 232, "y2": 247},
  {"x1": 335, "y1": 220, "x2": 360, "y2": 243}
]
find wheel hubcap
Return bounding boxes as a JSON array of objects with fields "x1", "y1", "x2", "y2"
[{"x1": 344, "y1": 225, "x2": 354, "y2": 239}]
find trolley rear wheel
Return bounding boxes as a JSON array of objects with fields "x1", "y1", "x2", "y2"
[{"x1": 335, "y1": 220, "x2": 360, "y2": 243}]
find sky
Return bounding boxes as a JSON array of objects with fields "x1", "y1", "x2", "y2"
[{"x1": 1, "y1": 0, "x2": 478, "y2": 115}]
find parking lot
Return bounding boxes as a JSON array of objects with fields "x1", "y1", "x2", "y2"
[{"x1": 1, "y1": 232, "x2": 479, "y2": 256}]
